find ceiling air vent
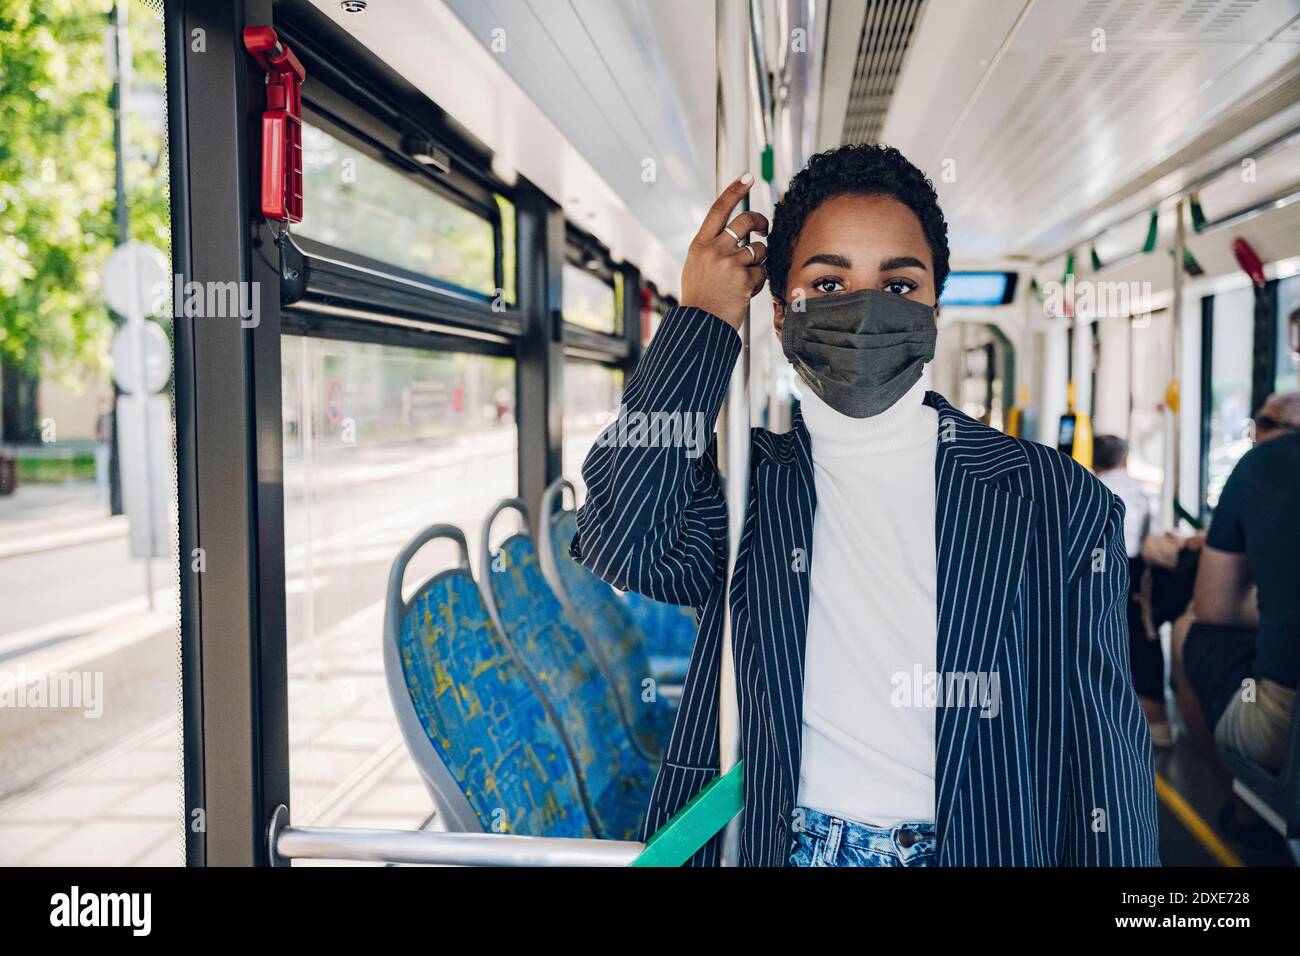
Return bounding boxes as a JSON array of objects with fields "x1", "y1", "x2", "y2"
[{"x1": 840, "y1": 0, "x2": 927, "y2": 145}]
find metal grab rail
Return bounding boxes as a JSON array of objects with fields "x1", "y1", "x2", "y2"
[
  {"x1": 268, "y1": 764, "x2": 742, "y2": 866},
  {"x1": 268, "y1": 806, "x2": 643, "y2": 866}
]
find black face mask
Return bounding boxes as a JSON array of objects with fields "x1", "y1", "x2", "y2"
[{"x1": 781, "y1": 288, "x2": 937, "y2": 418}]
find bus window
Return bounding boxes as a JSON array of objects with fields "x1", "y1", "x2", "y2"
[
  {"x1": 281, "y1": 336, "x2": 515, "y2": 830},
  {"x1": 1205, "y1": 287, "x2": 1255, "y2": 510},
  {"x1": 299, "y1": 123, "x2": 498, "y2": 299},
  {"x1": 0, "y1": 0, "x2": 182, "y2": 866},
  {"x1": 563, "y1": 361, "x2": 623, "y2": 498},
  {"x1": 562, "y1": 263, "x2": 619, "y2": 336},
  {"x1": 1277, "y1": 274, "x2": 1300, "y2": 394},
  {"x1": 641, "y1": 287, "x2": 674, "y2": 347},
  {"x1": 496, "y1": 195, "x2": 518, "y2": 308},
  {"x1": 643, "y1": 308, "x2": 663, "y2": 346}
]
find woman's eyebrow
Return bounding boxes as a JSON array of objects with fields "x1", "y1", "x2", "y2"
[
  {"x1": 800, "y1": 252, "x2": 852, "y2": 269},
  {"x1": 880, "y1": 255, "x2": 927, "y2": 271}
]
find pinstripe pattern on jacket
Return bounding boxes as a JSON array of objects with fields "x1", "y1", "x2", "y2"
[{"x1": 572, "y1": 305, "x2": 1160, "y2": 867}]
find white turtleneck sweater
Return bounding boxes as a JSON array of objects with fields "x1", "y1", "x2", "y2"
[{"x1": 795, "y1": 373, "x2": 939, "y2": 827}]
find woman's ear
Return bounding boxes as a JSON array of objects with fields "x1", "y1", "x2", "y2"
[{"x1": 772, "y1": 299, "x2": 784, "y2": 340}]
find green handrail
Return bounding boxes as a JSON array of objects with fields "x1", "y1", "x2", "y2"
[{"x1": 630, "y1": 761, "x2": 744, "y2": 866}]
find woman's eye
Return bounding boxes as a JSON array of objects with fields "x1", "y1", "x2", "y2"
[
  {"x1": 812, "y1": 277, "x2": 844, "y2": 293},
  {"x1": 882, "y1": 279, "x2": 917, "y2": 295}
]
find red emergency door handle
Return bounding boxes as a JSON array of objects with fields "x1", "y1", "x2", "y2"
[{"x1": 243, "y1": 26, "x2": 306, "y2": 223}]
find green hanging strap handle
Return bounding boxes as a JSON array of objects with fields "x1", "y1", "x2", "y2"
[
  {"x1": 1174, "y1": 499, "x2": 1203, "y2": 531},
  {"x1": 1141, "y1": 209, "x2": 1159, "y2": 254},
  {"x1": 630, "y1": 761, "x2": 744, "y2": 867}
]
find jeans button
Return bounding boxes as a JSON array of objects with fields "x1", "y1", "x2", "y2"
[{"x1": 897, "y1": 828, "x2": 918, "y2": 848}]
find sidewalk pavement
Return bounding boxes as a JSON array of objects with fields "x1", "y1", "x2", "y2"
[{"x1": 0, "y1": 482, "x2": 125, "y2": 559}]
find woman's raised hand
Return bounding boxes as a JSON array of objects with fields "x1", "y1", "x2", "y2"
[{"x1": 680, "y1": 174, "x2": 769, "y2": 331}]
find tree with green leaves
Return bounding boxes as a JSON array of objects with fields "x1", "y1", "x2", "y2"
[{"x1": 0, "y1": 0, "x2": 169, "y2": 441}]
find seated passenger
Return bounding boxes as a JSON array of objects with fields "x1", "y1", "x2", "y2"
[
  {"x1": 1181, "y1": 391, "x2": 1300, "y2": 772},
  {"x1": 1093, "y1": 435, "x2": 1168, "y2": 745}
]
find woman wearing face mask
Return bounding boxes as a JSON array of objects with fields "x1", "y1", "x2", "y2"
[{"x1": 571, "y1": 145, "x2": 1160, "y2": 867}]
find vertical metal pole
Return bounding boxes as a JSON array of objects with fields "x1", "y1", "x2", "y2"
[
  {"x1": 715, "y1": 0, "x2": 751, "y2": 867},
  {"x1": 1126, "y1": 309, "x2": 1135, "y2": 439},
  {"x1": 515, "y1": 181, "x2": 565, "y2": 521},
  {"x1": 1019, "y1": 277, "x2": 1035, "y2": 430},
  {"x1": 110, "y1": 0, "x2": 130, "y2": 248},
  {"x1": 958, "y1": 321, "x2": 969, "y2": 405},
  {"x1": 1039, "y1": 319, "x2": 1068, "y2": 446},
  {"x1": 1073, "y1": 305, "x2": 1094, "y2": 425},
  {"x1": 1197, "y1": 297, "x2": 1214, "y2": 525},
  {"x1": 1166, "y1": 200, "x2": 1185, "y2": 528}
]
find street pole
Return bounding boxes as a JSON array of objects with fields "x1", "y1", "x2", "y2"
[
  {"x1": 108, "y1": 0, "x2": 155, "y2": 609},
  {"x1": 108, "y1": 0, "x2": 130, "y2": 519}
]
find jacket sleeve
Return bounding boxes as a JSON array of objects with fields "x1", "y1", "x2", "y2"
[
  {"x1": 1063, "y1": 486, "x2": 1162, "y2": 865},
  {"x1": 570, "y1": 306, "x2": 741, "y2": 608}
]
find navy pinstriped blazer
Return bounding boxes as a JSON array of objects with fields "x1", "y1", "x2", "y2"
[{"x1": 571, "y1": 305, "x2": 1161, "y2": 867}]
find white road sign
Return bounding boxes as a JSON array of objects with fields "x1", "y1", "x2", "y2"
[{"x1": 101, "y1": 240, "x2": 168, "y2": 320}]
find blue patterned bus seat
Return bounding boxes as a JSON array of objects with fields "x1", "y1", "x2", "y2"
[
  {"x1": 397, "y1": 569, "x2": 593, "y2": 838},
  {"x1": 487, "y1": 534, "x2": 656, "y2": 841},
  {"x1": 620, "y1": 588, "x2": 697, "y2": 682},
  {"x1": 547, "y1": 510, "x2": 678, "y2": 753}
]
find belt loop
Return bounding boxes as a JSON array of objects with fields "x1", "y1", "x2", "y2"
[{"x1": 823, "y1": 818, "x2": 844, "y2": 866}]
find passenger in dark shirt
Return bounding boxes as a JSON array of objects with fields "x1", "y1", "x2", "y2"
[{"x1": 1181, "y1": 392, "x2": 1300, "y2": 770}]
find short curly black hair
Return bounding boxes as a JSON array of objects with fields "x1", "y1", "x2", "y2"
[{"x1": 766, "y1": 143, "x2": 950, "y2": 305}]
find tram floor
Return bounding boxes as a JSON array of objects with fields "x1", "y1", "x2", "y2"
[{"x1": 1155, "y1": 732, "x2": 1294, "y2": 867}]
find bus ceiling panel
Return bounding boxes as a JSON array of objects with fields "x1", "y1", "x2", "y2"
[
  {"x1": 298, "y1": 0, "x2": 688, "y2": 297},
  {"x1": 1029, "y1": 96, "x2": 1300, "y2": 266},
  {"x1": 291, "y1": 234, "x2": 523, "y2": 340},
  {"x1": 439, "y1": 0, "x2": 714, "y2": 267},
  {"x1": 822, "y1": 0, "x2": 929, "y2": 151},
  {"x1": 845, "y1": 0, "x2": 1300, "y2": 262}
]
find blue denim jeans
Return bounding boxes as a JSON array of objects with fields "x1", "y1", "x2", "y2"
[{"x1": 788, "y1": 806, "x2": 937, "y2": 867}]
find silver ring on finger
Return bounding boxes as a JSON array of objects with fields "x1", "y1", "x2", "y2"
[
  {"x1": 723, "y1": 226, "x2": 742, "y2": 243},
  {"x1": 745, "y1": 245, "x2": 757, "y2": 262}
]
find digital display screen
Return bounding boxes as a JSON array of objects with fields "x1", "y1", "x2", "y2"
[
  {"x1": 1058, "y1": 416, "x2": 1076, "y2": 448},
  {"x1": 940, "y1": 271, "x2": 1018, "y2": 307}
]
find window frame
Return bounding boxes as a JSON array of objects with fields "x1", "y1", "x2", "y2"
[{"x1": 284, "y1": 100, "x2": 518, "y2": 341}]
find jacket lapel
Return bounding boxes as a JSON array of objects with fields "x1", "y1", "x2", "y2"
[
  {"x1": 928, "y1": 393, "x2": 1036, "y2": 863},
  {"x1": 747, "y1": 408, "x2": 816, "y2": 806}
]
